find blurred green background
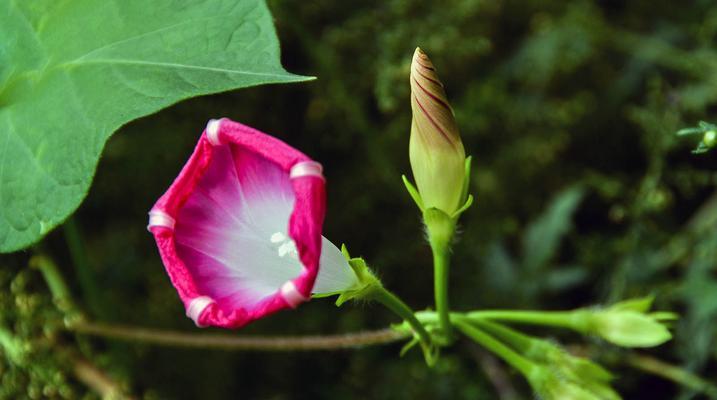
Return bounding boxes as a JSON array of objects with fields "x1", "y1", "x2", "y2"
[{"x1": 4, "y1": 0, "x2": 717, "y2": 398}]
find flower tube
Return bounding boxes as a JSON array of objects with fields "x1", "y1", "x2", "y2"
[{"x1": 148, "y1": 118, "x2": 356, "y2": 328}]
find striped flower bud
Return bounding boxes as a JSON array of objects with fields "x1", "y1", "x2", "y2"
[{"x1": 409, "y1": 48, "x2": 466, "y2": 214}]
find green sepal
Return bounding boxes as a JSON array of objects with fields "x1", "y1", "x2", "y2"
[
  {"x1": 399, "y1": 336, "x2": 420, "y2": 357},
  {"x1": 423, "y1": 208, "x2": 456, "y2": 249},
  {"x1": 676, "y1": 127, "x2": 705, "y2": 136},
  {"x1": 392, "y1": 319, "x2": 440, "y2": 366},
  {"x1": 332, "y1": 245, "x2": 381, "y2": 307},
  {"x1": 451, "y1": 194, "x2": 474, "y2": 219},
  {"x1": 459, "y1": 156, "x2": 472, "y2": 205},
  {"x1": 610, "y1": 296, "x2": 654, "y2": 313},
  {"x1": 402, "y1": 175, "x2": 425, "y2": 211},
  {"x1": 650, "y1": 311, "x2": 679, "y2": 321}
]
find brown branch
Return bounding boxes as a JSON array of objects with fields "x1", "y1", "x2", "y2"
[{"x1": 69, "y1": 321, "x2": 409, "y2": 351}]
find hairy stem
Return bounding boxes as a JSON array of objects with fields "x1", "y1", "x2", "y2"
[
  {"x1": 368, "y1": 285, "x2": 433, "y2": 349},
  {"x1": 68, "y1": 321, "x2": 409, "y2": 351}
]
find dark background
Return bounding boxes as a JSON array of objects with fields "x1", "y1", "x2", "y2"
[{"x1": 3, "y1": 0, "x2": 717, "y2": 398}]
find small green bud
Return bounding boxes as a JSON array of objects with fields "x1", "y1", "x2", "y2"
[
  {"x1": 588, "y1": 310, "x2": 671, "y2": 348},
  {"x1": 576, "y1": 298, "x2": 674, "y2": 348},
  {"x1": 409, "y1": 48, "x2": 467, "y2": 215}
]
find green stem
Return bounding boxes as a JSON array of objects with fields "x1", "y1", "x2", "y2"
[
  {"x1": 454, "y1": 317, "x2": 536, "y2": 377},
  {"x1": 466, "y1": 310, "x2": 585, "y2": 331},
  {"x1": 432, "y1": 245, "x2": 452, "y2": 340},
  {"x1": 469, "y1": 319, "x2": 535, "y2": 354},
  {"x1": 368, "y1": 285, "x2": 433, "y2": 350},
  {"x1": 30, "y1": 255, "x2": 75, "y2": 311}
]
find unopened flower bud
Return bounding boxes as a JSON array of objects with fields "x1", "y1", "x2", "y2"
[
  {"x1": 580, "y1": 298, "x2": 673, "y2": 348},
  {"x1": 588, "y1": 310, "x2": 671, "y2": 348},
  {"x1": 409, "y1": 48, "x2": 466, "y2": 214}
]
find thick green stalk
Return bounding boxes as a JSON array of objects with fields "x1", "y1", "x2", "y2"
[
  {"x1": 455, "y1": 318, "x2": 536, "y2": 377},
  {"x1": 432, "y1": 245, "x2": 452, "y2": 341},
  {"x1": 424, "y1": 208, "x2": 456, "y2": 341},
  {"x1": 368, "y1": 285, "x2": 433, "y2": 350},
  {"x1": 466, "y1": 310, "x2": 586, "y2": 331},
  {"x1": 469, "y1": 319, "x2": 535, "y2": 353}
]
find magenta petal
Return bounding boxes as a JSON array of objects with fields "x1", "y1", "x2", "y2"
[{"x1": 148, "y1": 118, "x2": 326, "y2": 328}]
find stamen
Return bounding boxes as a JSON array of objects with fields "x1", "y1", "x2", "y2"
[{"x1": 271, "y1": 231, "x2": 298, "y2": 259}]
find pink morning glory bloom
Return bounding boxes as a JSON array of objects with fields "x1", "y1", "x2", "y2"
[{"x1": 148, "y1": 118, "x2": 357, "y2": 328}]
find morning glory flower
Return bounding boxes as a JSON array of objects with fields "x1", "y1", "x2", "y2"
[{"x1": 148, "y1": 118, "x2": 357, "y2": 328}]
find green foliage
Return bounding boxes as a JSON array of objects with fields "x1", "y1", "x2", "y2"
[
  {"x1": 0, "y1": 265, "x2": 86, "y2": 399},
  {"x1": 0, "y1": 0, "x2": 309, "y2": 252},
  {"x1": 483, "y1": 186, "x2": 587, "y2": 304},
  {"x1": 3, "y1": 0, "x2": 717, "y2": 399}
]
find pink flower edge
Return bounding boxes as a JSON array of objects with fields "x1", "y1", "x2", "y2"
[{"x1": 147, "y1": 118, "x2": 326, "y2": 329}]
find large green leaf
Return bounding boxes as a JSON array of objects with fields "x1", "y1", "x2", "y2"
[{"x1": 0, "y1": 0, "x2": 310, "y2": 252}]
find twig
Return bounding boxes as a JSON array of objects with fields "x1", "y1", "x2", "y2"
[
  {"x1": 465, "y1": 343, "x2": 520, "y2": 400},
  {"x1": 626, "y1": 353, "x2": 717, "y2": 398},
  {"x1": 69, "y1": 321, "x2": 409, "y2": 351},
  {"x1": 73, "y1": 357, "x2": 133, "y2": 400}
]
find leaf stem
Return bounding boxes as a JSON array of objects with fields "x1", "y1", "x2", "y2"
[
  {"x1": 30, "y1": 255, "x2": 75, "y2": 311},
  {"x1": 68, "y1": 321, "x2": 409, "y2": 351}
]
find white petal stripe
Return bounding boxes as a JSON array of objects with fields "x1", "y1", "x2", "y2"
[
  {"x1": 147, "y1": 210, "x2": 176, "y2": 231},
  {"x1": 290, "y1": 161, "x2": 324, "y2": 180},
  {"x1": 186, "y1": 296, "x2": 215, "y2": 327},
  {"x1": 281, "y1": 281, "x2": 308, "y2": 308},
  {"x1": 205, "y1": 118, "x2": 223, "y2": 145}
]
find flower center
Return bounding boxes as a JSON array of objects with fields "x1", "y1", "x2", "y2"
[{"x1": 270, "y1": 232, "x2": 299, "y2": 259}]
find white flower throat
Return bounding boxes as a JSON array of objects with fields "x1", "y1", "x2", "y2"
[{"x1": 270, "y1": 232, "x2": 299, "y2": 259}]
